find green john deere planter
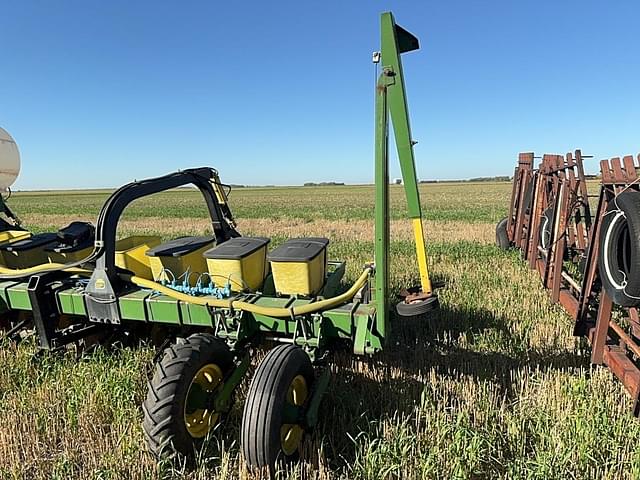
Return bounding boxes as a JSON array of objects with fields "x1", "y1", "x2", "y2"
[{"x1": 0, "y1": 12, "x2": 438, "y2": 470}]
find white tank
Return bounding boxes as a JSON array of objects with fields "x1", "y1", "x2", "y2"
[{"x1": 0, "y1": 128, "x2": 21, "y2": 191}]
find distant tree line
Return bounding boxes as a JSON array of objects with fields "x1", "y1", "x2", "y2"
[
  {"x1": 467, "y1": 176, "x2": 511, "y2": 182},
  {"x1": 303, "y1": 182, "x2": 345, "y2": 186},
  {"x1": 419, "y1": 175, "x2": 511, "y2": 184},
  {"x1": 221, "y1": 174, "x2": 601, "y2": 189}
]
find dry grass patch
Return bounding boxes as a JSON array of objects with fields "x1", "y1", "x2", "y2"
[
  {"x1": 22, "y1": 214, "x2": 494, "y2": 244},
  {"x1": 3, "y1": 183, "x2": 640, "y2": 479}
]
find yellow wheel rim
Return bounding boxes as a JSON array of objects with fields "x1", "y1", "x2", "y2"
[
  {"x1": 184, "y1": 363, "x2": 223, "y2": 438},
  {"x1": 280, "y1": 374, "x2": 308, "y2": 456}
]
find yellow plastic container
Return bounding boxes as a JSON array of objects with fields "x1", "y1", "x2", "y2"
[
  {"x1": 0, "y1": 233, "x2": 58, "y2": 268},
  {"x1": 0, "y1": 230, "x2": 31, "y2": 244},
  {"x1": 45, "y1": 221, "x2": 95, "y2": 264},
  {"x1": 46, "y1": 244, "x2": 93, "y2": 264},
  {"x1": 268, "y1": 238, "x2": 329, "y2": 296},
  {"x1": 145, "y1": 236, "x2": 214, "y2": 284},
  {"x1": 0, "y1": 230, "x2": 31, "y2": 266},
  {"x1": 115, "y1": 236, "x2": 162, "y2": 278},
  {"x1": 204, "y1": 237, "x2": 270, "y2": 292}
]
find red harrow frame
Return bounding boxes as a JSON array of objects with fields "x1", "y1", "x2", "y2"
[{"x1": 499, "y1": 151, "x2": 640, "y2": 414}]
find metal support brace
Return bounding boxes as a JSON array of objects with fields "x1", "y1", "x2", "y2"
[
  {"x1": 213, "y1": 354, "x2": 250, "y2": 412},
  {"x1": 27, "y1": 273, "x2": 64, "y2": 350},
  {"x1": 304, "y1": 368, "x2": 331, "y2": 429},
  {"x1": 380, "y1": 12, "x2": 432, "y2": 295}
]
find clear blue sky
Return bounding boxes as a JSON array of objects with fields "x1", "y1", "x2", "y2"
[{"x1": 1, "y1": 1, "x2": 638, "y2": 190}]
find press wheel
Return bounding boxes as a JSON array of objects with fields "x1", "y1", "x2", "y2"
[{"x1": 241, "y1": 344, "x2": 314, "y2": 469}]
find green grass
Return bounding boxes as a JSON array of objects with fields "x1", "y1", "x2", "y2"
[
  {"x1": 2, "y1": 181, "x2": 640, "y2": 480},
  {"x1": 10, "y1": 182, "x2": 511, "y2": 222}
]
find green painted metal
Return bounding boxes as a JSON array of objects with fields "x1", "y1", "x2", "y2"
[
  {"x1": 57, "y1": 287, "x2": 87, "y2": 316},
  {"x1": 6, "y1": 283, "x2": 30, "y2": 310},
  {"x1": 0, "y1": 281, "x2": 15, "y2": 313},
  {"x1": 118, "y1": 290, "x2": 149, "y2": 321},
  {"x1": 185, "y1": 303, "x2": 214, "y2": 327},
  {"x1": 213, "y1": 354, "x2": 250, "y2": 412},
  {"x1": 374, "y1": 11, "x2": 425, "y2": 344},
  {"x1": 0, "y1": 13, "x2": 430, "y2": 362},
  {"x1": 48, "y1": 280, "x2": 376, "y2": 354},
  {"x1": 323, "y1": 303, "x2": 375, "y2": 337},
  {"x1": 380, "y1": 11, "x2": 423, "y2": 220},
  {"x1": 0, "y1": 246, "x2": 370, "y2": 354},
  {"x1": 147, "y1": 294, "x2": 181, "y2": 324},
  {"x1": 377, "y1": 12, "x2": 432, "y2": 295},
  {"x1": 374, "y1": 44, "x2": 390, "y2": 350},
  {"x1": 185, "y1": 354, "x2": 250, "y2": 414},
  {"x1": 304, "y1": 367, "x2": 331, "y2": 428}
]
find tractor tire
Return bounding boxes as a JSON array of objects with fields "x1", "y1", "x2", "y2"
[
  {"x1": 143, "y1": 332, "x2": 233, "y2": 460},
  {"x1": 598, "y1": 191, "x2": 640, "y2": 307},
  {"x1": 495, "y1": 217, "x2": 510, "y2": 250},
  {"x1": 241, "y1": 344, "x2": 314, "y2": 470}
]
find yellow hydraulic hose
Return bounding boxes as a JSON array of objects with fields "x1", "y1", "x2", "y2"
[
  {"x1": 122, "y1": 267, "x2": 372, "y2": 318},
  {"x1": 0, "y1": 263, "x2": 92, "y2": 277},
  {"x1": 0, "y1": 260, "x2": 371, "y2": 317}
]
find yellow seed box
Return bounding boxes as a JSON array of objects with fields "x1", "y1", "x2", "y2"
[
  {"x1": 267, "y1": 238, "x2": 329, "y2": 296},
  {"x1": 204, "y1": 237, "x2": 270, "y2": 292}
]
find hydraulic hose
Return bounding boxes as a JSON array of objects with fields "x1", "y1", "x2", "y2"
[
  {"x1": 0, "y1": 257, "x2": 371, "y2": 317},
  {"x1": 121, "y1": 267, "x2": 372, "y2": 318},
  {"x1": 0, "y1": 243, "x2": 100, "y2": 279},
  {"x1": 0, "y1": 263, "x2": 92, "y2": 278}
]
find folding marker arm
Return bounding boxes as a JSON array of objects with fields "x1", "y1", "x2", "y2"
[
  {"x1": 374, "y1": 12, "x2": 435, "y2": 339},
  {"x1": 381, "y1": 12, "x2": 432, "y2": 295}
]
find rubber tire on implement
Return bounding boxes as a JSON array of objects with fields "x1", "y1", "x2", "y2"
[
  {"x1": 598, "y1": 191, "x2": 640, "y2": 307},
  {"x1": 396, "y1": 295, "x2": 439, "y2": 317},
  {"x1": 495, "y1": 217, "x2": 510, "y2": 250},
  {"x1": 241, "y1": 344, "x2": 314, "y2": 470},
  {"x1": 143, "y1": 332, "x2": 233, "y2": 459}
]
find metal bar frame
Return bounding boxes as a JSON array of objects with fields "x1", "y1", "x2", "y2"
[
  {"x1": 507, "y1": 149, "x2": 640, "y2": 415},
  {"x1": 379, "y1": 12, "x2": 432, "y2": 296},
  {"x1": 1, "y1": 13, "x2": 429, "y2": 363},
  {"x1": 84, "y1": 167, "x2": 240, "y2": 324}
]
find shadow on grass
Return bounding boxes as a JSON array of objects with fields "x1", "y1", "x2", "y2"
[{"x1": 313, "y1": 300, "x2": 590, "y2": 470}]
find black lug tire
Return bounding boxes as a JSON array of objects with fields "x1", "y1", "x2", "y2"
[
  {"x1": 598, "y1": 191, "x2": 640, "y2": 307},
  {"x1": 396, "y1": 295, "x2": 439, "y2": 317},
  {"x1": 495, "y1": 217, "x2": 511, "y2": 250},
  {"x1": 241, "y1": 344, "x2": 314, "y2": 470},
  {"x1": 142, "y1": 332, "x2": 233, "y2": 460},
  {"x1": 539, "y1": 207, "x2": 553, "y2": 251}
]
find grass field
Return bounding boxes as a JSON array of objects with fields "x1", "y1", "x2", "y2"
[{"x1": 1, "y1": 182, "x2": 640, "y2": 479}]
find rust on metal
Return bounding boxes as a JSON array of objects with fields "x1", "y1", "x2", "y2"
[{"x1": 505, "y1": 149, "x2": 640, "y2": 415}]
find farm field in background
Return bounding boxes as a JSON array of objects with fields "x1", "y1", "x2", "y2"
[{"x1": 2, "y1": 181, "x2": 639, "y2": 480}]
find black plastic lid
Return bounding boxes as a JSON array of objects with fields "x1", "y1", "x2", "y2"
[
  {"x1": 146, "y1": 236, "x2": 215, "y2": 258},
  {"x1": 1, "y1": 233, "x2": 58, "y2": 252},
  {"x1": 57, "y1": 221, "x2": 95, "y2": 247},
  {"x1": 204, "y1": 237, "x2": 270, "y2": 260},
  {"x1": 267, "y1": 237, "x2": 329, "y2": 262}
]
